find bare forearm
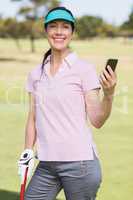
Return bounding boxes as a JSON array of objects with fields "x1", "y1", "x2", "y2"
[
  {"x1": 86, "y1": 90, "x2": 114, "y2": 128},
  {"x1": 97, "y1": 64, "x2": 117, "y2": 127},
  {"x1": 24, "y1": 119, "x2": 36, "y2": 149},
  {"x1": 86, "y1": 65, "x2": 117, "y2": 128},
  {"x1": 90, "y1": 94, "x2": 114, "y2": 128},
  {"x1": 98, "y1": 94, "x2": 114, "y2": 125}
]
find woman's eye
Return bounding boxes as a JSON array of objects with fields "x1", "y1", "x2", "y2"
[
  {"x1": 49, "y1": 24, "x2": 56, "y2": 28},
  {"x1": 48, "y1": 23, "x2": 70, "y2": 29},
  {"x1": 64, "y1": 25, "x2": 69, "y2": 29}
]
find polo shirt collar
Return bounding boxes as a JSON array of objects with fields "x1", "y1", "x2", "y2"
[
  {"x1": 43, "y1": 51, "x2": 78, "y2": 68},
  {"x1": 64, "y1": 51, "x2": 78, "y2": 68}
]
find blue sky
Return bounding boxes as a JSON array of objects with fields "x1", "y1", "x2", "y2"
[{"x1": 0, "y1": 0, "x2": 133, "y2": 25}]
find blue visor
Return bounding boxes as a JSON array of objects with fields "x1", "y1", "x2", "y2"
[{"x1": 44, "y1": 9, "x2": 75, "y2": 25}]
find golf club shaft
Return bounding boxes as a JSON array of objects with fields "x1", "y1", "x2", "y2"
[{"x1": 20, "y1": 167, "x2": 28, "y2": 200}]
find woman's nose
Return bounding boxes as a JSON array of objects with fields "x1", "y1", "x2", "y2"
[{"x1": 56, "y1": 27, "x2": 62, "y2": 34}]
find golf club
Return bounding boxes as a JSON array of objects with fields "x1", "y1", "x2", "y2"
[{"x1": 20, "y1": 167, "x2": 28, "y2": 200}]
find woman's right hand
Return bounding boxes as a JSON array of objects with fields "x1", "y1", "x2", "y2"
[{"x1": 18, "y1": 149, "x2": 34, "y2": 184}]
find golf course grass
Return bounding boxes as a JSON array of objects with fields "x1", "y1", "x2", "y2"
[{"x1": 0, "y1": 38, "x2": 133, "y2": 200}]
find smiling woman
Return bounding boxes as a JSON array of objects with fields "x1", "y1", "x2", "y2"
[
  {"x1": 41, "y1": 7, "x2": 75, "y2": 77},
  {"x1": 45, "y1": 20, "x2": 73, "y2": 76},
  {"x1": 17, "y1": 6, "x2": 117, "y2": 200},
  {"x1": 45, "y1": 20, "x2": 73, "y2": 60}
]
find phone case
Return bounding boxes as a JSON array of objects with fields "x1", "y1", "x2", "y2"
[{"x1": 105, "y1": 59, "x2": 118, "y2": 72}]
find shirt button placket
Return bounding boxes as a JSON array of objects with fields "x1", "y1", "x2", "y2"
[{"x1": 47, "y1": 78, "x2": 55, "y2": 89}]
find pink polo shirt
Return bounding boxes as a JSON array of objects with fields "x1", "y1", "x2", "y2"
[{"x1": 25, "y1": 51, "x2": 101, "y2": 161}]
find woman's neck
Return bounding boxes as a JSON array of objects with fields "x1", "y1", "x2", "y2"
[{"x1": 50, "y1": 48, "x2": 72, "y2": 69}]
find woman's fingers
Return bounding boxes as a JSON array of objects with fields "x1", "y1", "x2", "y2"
[
  {"x1": 99, "y1": 73, "x2": 109, "y2": 88},
  {"x1": 99, "y1": 76, "x2": 106, "y2": 88},
  {"x1": 103, "y1": 68, "x2": 112, "y2": 82},
  {"x1": 106, "y1": 65, "x2": 117, "y2": 80},
  {"x1": 99, "y1": 63, "x2": 118, "y2": 97},
  {"x1": 100, "y1": 66, "x2": 117, "y2": 88},
  {"x1": 99, "y1": 66, "x2": 117, "y2": 96},
  {"x1": 106, "y1": 66, "x2": 117, "y2": 87}
]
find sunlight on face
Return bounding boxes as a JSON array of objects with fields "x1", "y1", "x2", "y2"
[{"x1": 45, "y1": 20, "x2": 73, "y2": 51}]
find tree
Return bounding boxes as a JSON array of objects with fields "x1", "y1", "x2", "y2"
[
  {"x1": 3, "y1": 18, "x2": 22, "y2": 50},
  {"x1": 100, "y1": 23, "x2": 119, "y2": 38},
  {"x1": 12, "y1": 0, "x2": 61, "y2": 52},
  {"x1": 76, "y1": 15, "x2": 104, "y2": 39},
  {"x1": 0, "y1": 18, "x2": 6, "y2": 38},
  {"x1": 120, "y1": 6, "x2": 133, "y2": 38}
]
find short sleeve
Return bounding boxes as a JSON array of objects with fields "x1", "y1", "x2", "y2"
[
  {"x1": 25, "y1": 71, "x2": 35, "y2": 94},
  {"x1": 81, "y1": 62, "x2": 101, "y2": 92},
  {"x1": 25, "y1": 65, "x2": 42, "y2": 94}
]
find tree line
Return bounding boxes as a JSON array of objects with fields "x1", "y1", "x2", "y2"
[{"x1": 0, "y1": 0, "x2": 133, "y2": 52}]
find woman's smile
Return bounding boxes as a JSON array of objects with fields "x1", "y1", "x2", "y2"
[{"x1": 53, "y1": 36, "x2": 66, "y2": 42}]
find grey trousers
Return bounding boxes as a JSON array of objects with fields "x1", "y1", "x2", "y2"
[{"x1": 24, "y1": 151, "x2": 102, "y2": 200}]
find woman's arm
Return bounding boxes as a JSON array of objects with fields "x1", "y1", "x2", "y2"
[
  {"x1": 84, "y1": 65, "x2": 117, "y2": 129},
  {"x1": 24, "y1": 93, "x2": 36, "y2": 149}
]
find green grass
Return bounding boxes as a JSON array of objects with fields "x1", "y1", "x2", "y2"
[{"x1": 0, "y1": 38, "x2": 133, "y2": 199}]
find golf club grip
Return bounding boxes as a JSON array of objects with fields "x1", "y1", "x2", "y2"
[{"x1": 20, "y1": 167, "x2": 28, "y2": 200}]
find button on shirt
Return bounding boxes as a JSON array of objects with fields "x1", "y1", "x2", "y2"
[{"x1": 25, "y1": 52, "x2": 101, "y2": 161}]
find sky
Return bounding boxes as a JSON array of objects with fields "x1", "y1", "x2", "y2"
[{"x1": 0, "y1": 0, "x2": 133, "y2": 25}]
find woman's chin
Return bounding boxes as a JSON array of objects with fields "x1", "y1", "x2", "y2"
[{"x1": 52, "y1": 46, "x2": 67, "y2": 51}]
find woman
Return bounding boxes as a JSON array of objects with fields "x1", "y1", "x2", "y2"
[{"x1": 18, "y1": 7, "x2": 117, "y2": 200}]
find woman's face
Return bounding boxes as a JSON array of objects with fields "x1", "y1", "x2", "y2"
[{"x1": 45, "y1": 20, "x2": 73, "y2": 51}]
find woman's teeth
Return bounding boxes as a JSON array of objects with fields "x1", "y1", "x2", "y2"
[{"x1": 54, "y1": 38, "x2": 65, "y2": 42}]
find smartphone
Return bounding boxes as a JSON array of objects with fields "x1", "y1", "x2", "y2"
[{"x1": 105, "y1": 58, "x2": 118, "y2": 73}]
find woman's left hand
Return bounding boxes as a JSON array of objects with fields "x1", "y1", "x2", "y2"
[{"x1": 99, "y1": 65, "x2": 117, "y2": 97}]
